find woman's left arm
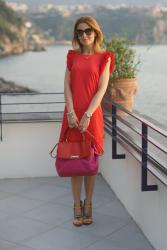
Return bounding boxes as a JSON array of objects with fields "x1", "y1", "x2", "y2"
[
  {"x1": 78, "y1": 57, "x2": 111, "y2": 132},
  {"x1": 86, "y1": 57, "x2": 111, "y2": 116}
]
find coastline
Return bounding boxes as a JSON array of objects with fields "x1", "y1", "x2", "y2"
[
  {"x1": 0, "y1": 40, "x2": 71, "y2": 58},
  {"x1": 0, "y1": 77, "x2": 38, "y2": 93}
]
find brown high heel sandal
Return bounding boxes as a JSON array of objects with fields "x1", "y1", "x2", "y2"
[
  {"x1": 73, "y1": 200, "x2": 83, "y2": 226},
  {"x1": 82, "y1": 199, "x2": 93, "y2": 225}
]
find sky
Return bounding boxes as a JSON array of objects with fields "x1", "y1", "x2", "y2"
[{"x1": 4, "y1": 0, "x2": 167, "y2": 6}]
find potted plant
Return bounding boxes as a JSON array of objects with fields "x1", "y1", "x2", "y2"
[{"x1": 102, "y1": 36, "x2": 140, "y2": 116}]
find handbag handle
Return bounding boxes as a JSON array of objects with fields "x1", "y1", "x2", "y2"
[
  {"x1": 49, "y1": 128, "x2": 86, "y2": 158},
  {"x1": 62, "y1": 127, "x2": 86, "y2": 142},
  {"x1": 84, "y1": 129, "x2": 104, "y2": 154},
  {"x1": 49, "y1": 127, "x2": 104, "y2": 158},
  {"x1": 49, "y1": 142, "x2": 59, "y2": 158}
]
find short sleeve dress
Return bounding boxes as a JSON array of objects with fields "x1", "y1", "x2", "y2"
[{"x1": 58, "y1": 49, "x2": 115, "y2": 156}]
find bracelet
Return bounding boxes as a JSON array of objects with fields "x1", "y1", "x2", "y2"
[
  {"x1": 84, "y1": 111, "x2": 92, "y2": 118},
  {"x1": 67, "y1": 110, "x2": 74, "y2": 115},
  {"x1": 67, "y1": 110, "x2": 74, "y2": 118}
]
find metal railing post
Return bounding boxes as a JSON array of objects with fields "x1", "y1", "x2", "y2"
[
  {"x1": 141, "y1": 123, "x2": 158, "y2": 191},
  {"x1": 0, "y1": 94, "x2": 2, "y2": 141},
  {"x1": 112, "y1": 104, "x2": 125, "y2": 159}
]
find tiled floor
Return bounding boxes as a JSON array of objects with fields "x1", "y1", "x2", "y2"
[{"x1": 0, "y1": 173, "x2": 155, "y2": 250}]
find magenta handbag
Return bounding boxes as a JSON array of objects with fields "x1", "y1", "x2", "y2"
[
  {"x1": 49, "y1": 127, "x2": 103, "y2": 177},
  {"x1": 55, "y1": 145, "x2": 98, "y2": 177}
]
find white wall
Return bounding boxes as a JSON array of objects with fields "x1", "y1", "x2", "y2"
[
  {"x1": 100, "y1": 132, "x2": 167, "y2": 250},
  {"x1": 0, "y1": 121, "x2": 60, "y2": 178}
]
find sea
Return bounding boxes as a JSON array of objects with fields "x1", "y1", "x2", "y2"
[{"x1": 0, "y1": 45, "x2": 166, "y2": 128}]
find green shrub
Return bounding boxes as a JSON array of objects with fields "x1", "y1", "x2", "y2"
[{"x1": 103, "y1": 36, "x2": 140, "y2": 81}]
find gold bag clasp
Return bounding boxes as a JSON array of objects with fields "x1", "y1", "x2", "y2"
[{"x1": 70, "y1": 155, "x2": 79, "y2": 159}]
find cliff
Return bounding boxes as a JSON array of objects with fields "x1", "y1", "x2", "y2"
[
  {"x1": 0, "y1": 0, "x2": 29, "y2": 56},
  {"x1": 0, "y1": 0, "x2": 51, "y2": 57},
  {"x1": 0, "y1": 26, "x2": 28, "y2": 57}
]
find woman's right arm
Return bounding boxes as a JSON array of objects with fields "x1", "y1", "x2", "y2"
[
  {"x1": 64, "y1": 66, "x2": 74, "y2": 113},
  {"x1": 64, "y1": 67, "x2": 79, "y2": 128}
]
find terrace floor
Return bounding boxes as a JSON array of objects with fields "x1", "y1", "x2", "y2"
[{"x1": 0, "y1": 173, "x2": 155, "y2": 250}]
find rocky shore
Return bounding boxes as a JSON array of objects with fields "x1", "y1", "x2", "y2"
[
  {"x1": 0, "y1": 31, "x2": 47, "y2": 58},
  {"x1": 0, "y1": 38, "x2": 70, "y2": 57},
  {"x1": 0, "y1": 77, "x2": 38, "y2": 93}
]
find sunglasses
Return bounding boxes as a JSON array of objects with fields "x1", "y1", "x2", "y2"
[{"x1": 76, "y1": 28, "x2": 94, "y2": 37}]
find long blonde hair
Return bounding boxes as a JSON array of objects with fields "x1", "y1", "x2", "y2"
[{"x1": 72, "y1": 16, "x2": 105, "y2": 53}]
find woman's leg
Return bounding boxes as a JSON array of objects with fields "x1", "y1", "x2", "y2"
[
  {"x1": 71, "y1": 176, "x2": 83, "y2": 226},
  {"x1": 71, "y1": 176, "x2": 83, "y2": 207},
  {"x1": 83, "y1": 175, "x2": 96, "y2": 224},
  {"x1": 84, "y1": 175, "x2": 96, "y2": 203}
]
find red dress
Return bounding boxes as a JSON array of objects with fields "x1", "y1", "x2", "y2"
[{"x1": 58, "y1": 49, "x2": 115, "y2": 156}]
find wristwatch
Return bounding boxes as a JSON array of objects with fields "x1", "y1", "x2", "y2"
[{"x1": 84, "y1": 111, "x2": 92, "y2": 118}]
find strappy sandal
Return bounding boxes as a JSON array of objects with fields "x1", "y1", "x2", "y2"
[
  {"x1": 73, "y1": 200, "x2": 83, "y2": 226},
  {"x1": 82, "y1": 199, "x2": 93, "y2": 225}
]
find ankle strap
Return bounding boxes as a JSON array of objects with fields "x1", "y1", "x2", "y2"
[
  {"x1": 73, "y1": 205, "x2": 82, "y2": 209},
  {"x1": 84, "y1": 200, "x2": 92, "y2": 207},
  {"x1": 73, "y1": 200, "x2": 83, "y2": 208}
]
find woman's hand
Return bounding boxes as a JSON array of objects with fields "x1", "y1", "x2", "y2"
[
  {"x1": 67, "y1": 111, "x2": 79, "y2": 128},
  {"x1": 78, "y1": 114, "x2": 90, "y2": 133}
]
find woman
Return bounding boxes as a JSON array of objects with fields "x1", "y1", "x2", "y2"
[{"x1": 58, "y1": 16, "x2": 114, "y2": 226}]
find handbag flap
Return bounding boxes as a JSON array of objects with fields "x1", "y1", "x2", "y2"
[{"x1": 57, "y1": 141, "x2": 92, "y2": 159}]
